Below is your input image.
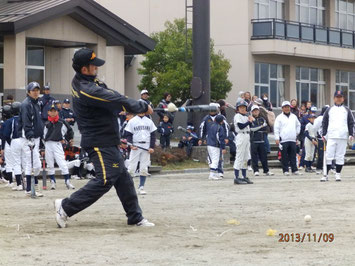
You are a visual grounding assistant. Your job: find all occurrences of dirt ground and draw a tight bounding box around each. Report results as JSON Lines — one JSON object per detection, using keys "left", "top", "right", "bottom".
{"left": 1, "top": 167, "right": 355, "bottom": 266}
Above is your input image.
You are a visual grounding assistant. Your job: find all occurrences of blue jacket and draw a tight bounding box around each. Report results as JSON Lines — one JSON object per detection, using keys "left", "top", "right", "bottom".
{"left": 18, "top": 96, "right": 44, "bottom": 139}
{"left": 157, "top": 121, "right": 174, "bottom": 136}
{"left": 39, "top": 94, "right": 56, "bottom": 121}
{"left": 2, "top": 116, "right": 20, "bottom": 147}
{"left": 206, "top": 122, "right": 226, "bottom": 149}
{"left": 60, "top": 108, "right": 76, "bottom": 126}
{"left": 199, "top": 114, "right": 229, "bottom": 141}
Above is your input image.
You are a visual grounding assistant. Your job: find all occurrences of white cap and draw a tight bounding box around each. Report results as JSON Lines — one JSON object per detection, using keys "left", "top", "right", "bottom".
{"left": 209, "top": 103, "right": 220, "bottom": 108}
{"left": 141, "top": 89, "right": 149, "bottom": 95}
{"left": 251, "top": 105, "right": 260, "bottom": 112}
{"left": 281, "top": 101, "right": 291, "bottom": 107}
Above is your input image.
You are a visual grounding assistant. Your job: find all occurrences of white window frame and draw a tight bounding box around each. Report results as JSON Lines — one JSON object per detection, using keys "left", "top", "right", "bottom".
{"left": 254, "top": 0, "right": 285, "bottom": 19}
{"left": 254, "top": 63, "right": 285, "bottom": 108}
{"left": 335, "top": 0, "right": 355, "bottom": 30}
{"left": 335, "top": 70, "right": 355, "bottom": 110}
{"left": 296, "top": 67, "right": 326, "bottom": 108}
{"left": 296, "top": 0, "right": 326, "bottom": 25}
{"left": 25, "top": 45, "right": 45, "bottom": 90}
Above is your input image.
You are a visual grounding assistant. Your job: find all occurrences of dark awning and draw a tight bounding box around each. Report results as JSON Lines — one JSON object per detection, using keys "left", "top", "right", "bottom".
{"left": 0, "top": 0, "right": 155, "bottom": 55}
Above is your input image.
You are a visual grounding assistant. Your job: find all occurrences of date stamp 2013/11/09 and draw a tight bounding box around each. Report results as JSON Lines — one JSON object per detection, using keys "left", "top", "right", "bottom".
{"left": 279, "top": 233, "right": 334, "bottom": 243}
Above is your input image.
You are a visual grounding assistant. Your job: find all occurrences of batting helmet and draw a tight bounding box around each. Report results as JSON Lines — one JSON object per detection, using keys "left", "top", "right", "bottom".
{"left": 236, "top": 100, "right": 248, "bottom": 109}
{"left": 2, "top": 104, "right": 12, "bottom": 120}
{"left": 11, "top": 102, "right": 21, "bottom": 115}
{"left": 26, "top": 81, "right": 40, "bottom": 92}
{"left": 215, "top": 115, "right": 224, "bottom": 124}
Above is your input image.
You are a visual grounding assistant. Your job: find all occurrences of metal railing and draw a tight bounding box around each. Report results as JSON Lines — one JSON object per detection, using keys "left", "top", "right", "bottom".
{"left": 251, "top": 19, "right": 355, "bottom": 48}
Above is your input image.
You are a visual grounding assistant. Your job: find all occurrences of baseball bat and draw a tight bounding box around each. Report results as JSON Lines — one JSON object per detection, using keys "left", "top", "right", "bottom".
{"left": 323, "top": 139, "right": 327, "bottom": 177}
{"left": 127, "top": 142, "right": 149, "bottom": 151}
{"left": 42, "top": 157, "right": 47, "bottom": 190}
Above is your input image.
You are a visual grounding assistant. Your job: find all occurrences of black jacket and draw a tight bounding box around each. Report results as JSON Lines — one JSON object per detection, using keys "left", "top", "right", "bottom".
{"left": 157, "top": 99, "right": 175, "bottom": 123}
{"left": 157, "top": 121, "right": 174, "bottom": 136}
{"left": 44, "top": 118, "right": 73, "bottom": 142}
{"left": 72, "top": 73, "right": 148, "bottom": 148}
{"left": 60, "top": 108, "right": 76, "bottom": 126}
{"left": 18, "top": 96, "right": 44, "bottom": 139}
{"left": 250, "top": 117, "right": 267, "bottom": 142}
{"left": 39, "top": 94, "right": 56, "bottom": 121}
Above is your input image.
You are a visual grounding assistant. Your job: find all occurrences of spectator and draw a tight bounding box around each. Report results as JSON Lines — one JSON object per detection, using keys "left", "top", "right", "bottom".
{"left": 54, "top": 100, "right": 62, "bottom": 112}
{"left": 290, "top": 99, "right": 300, "bottom": 119}
{"left": 178, "top": 125, "right": 199, "bottom": 157}
{"left": 217, "top": 99, "right": 227, "bottom": 118}
{"left": 157, "top": 114, "right": 174, "bottom": 149}
{"left": 157, "top": 92, "right": 174, "bottom": 123}
{"left": 60, "top": 99, "right": 76, "bottom": 126}
{"left": 261, "top": 93, "right": 273, "bottom": 111}
{"left": 244, "top": 91, "right": 251, "bottom": 104}
{"left": 299, "top": 103, "right": 307, "bottom": 118}
{"left": 274, "top": 101, "right": 301, "bottom": 176}
{"left": 306, "top": 101, "right": 312, "bottom": 112}
{"left": 39, "top": 85, "right": 56, "bottom": 123}
{"left": 139, "top": 89, "right": 154, "bottom": 119}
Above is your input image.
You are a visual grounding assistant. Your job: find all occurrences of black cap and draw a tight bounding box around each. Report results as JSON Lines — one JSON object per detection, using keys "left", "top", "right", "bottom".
{"left": 63, "top": 99, "right": 70, "bottom": 104}
{"left": 72, "top": 48, "right": 105, "bottom": 71}
{"left": 26, "top": 81, "right": 40, "bottom": 92}
{"left": 49, "top": 104, "right": 58, "bottom": 111}
{"left": 334, "top": 90, "right": 344, "bottom": 97}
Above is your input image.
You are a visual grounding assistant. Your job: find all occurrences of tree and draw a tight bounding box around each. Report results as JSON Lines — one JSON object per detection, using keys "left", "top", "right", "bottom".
{"left": 138, "top": 18, "right": 232, "bottom": 106}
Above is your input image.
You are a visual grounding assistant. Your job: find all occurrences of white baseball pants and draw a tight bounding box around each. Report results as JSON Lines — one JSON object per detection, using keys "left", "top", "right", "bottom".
{"left": 127, "top": 149, "right": 150, "bottom": 177}
{"left": 234, "top": 133, "right": 250, "bottom": 170}
{"left": 4, "top": 142, "right": 15, "bottom": 173}
{"left": 207, "top": 146, "right": 220, "bottom": 170}
{"left": 45, "top": 141, "right": 69, "bottom": 175}
{"left": 11, "top": 138, "right": 27, "bottom": 175}
{"left": 326, "top": 138, "right": 347, "bottom": 165}
{"left": 304, "top": 138, "right": 315, "bottom": 161}
{"left": 16, "top": 138, "right": 41, "bottom": 176}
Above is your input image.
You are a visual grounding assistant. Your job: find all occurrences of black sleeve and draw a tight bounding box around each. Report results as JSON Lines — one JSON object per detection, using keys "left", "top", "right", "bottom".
{"left": 347, "top": 108, "right": 354, "bottom": 136}
{"left": 150, "top": 131, "right": 156, "bottom": 149}
{"left": 237, "top": 121, "right": 252, "bottom": 130}
{"left": 63, "top": 121, "right": 74, "bottom": 141}
{"left": 79, "top": 83, "right": 148, "bottom": 114}
{"left": 322, "top": 108, "right": 330, "bottom": 137}
{"left": 21, "top": 103, "right": 35, "bottom": 139}
{"left": 125, "top": 131, "right": 133, "bottom": 144}
{"left": 156, "top": 102, "right": 165, "bottom": 119}
{"left": 304, "top": 131, "right": 313, "bottom": 141}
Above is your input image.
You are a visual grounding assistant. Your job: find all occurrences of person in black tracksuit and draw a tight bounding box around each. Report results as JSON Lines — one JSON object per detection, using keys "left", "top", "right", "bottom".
{"left": 59, "top": 98, "right": 76, "bottom": 126}
{"left": 39, "top": 85, "right": 56, "bottom": 123}
{"left": 157, "top": 115, "right": 174, "bottom": 149}
{"left": 249, "top": 106, "right": 273, "bottom": 176}
{"left": 55, "top": 48, "right": 154, "bottom": 228}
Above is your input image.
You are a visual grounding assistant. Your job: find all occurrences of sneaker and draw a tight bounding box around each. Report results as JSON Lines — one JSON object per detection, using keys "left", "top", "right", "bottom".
{"left": 248, "top": 166, "right": 252, "bottom": 171}
{"left": 316, "top": 170, "right": 322, "bottom": 175}
{"left": 243, "top": 177, "right": 254, "bottom": 184}
{"left": 50, "top": 180, "right": 56, "bottom": 190}
{"left": 208, "top": 173, "right": 221, "bottom": 180}
{"left": 138, "top": 186, "right": 147, "bottom": 195}
{"left": 25, "top": 190, "right": 44, "bottom": 197}
{"left": 65, "top": 180, "right": 75, "bottom": 190}
{"left": 305, "top": 168, "right": 314, "bottom": 173}
{"left": 85, "top": 174, "right": 94, "bottom": 179}
{"left": 254, "top": 171, "right": 260, "bottom": 176}
{"left": 136, "top": 218, "right": 155, "bottom": 227}
{"left": 218, "top": 173, "right": 224, "bottom": 178}
{"left": 320, "top": 175, "right": 328, "bottom": 182}
{"left": 335, "top": 173, "right": 341, "bottom": 182}
{"left": 265, "top": 172, "right": 274, "bottom": 176}
{"left": 330, "top": 169, "right": 336, "bottom": 174}
{"left": 284, "top": 171, "right": 290, "bottom": 176}
{"left": 0, "top": 177, "right": 7, "bottom": 184}
{"left": 72, "top": 175, "right": 81, "bottom": 180}
{"left": 293, "top": 171, "right": 303, "bottom": 176}
{"left": 12, "top": 185, "right": 23, "bottom": 191}
{"left": 234, "top": 178, "right": 247, "bottom": 185}
{"left": 54, "top": 199, "right": 67, "bottom": 228}
{"left": 298, "top": 166, "right": 304, "bottom": 170}
{"left": 5, "top": 182, "right": 14, "bottom": 188}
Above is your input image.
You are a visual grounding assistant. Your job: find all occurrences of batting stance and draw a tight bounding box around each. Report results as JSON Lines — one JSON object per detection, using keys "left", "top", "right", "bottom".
{"left": 322, "top": 90, "right": 354, "bottom": 181}
{"left": 233, "top": 100, "right": 253, "bottom": 185}
{"left": 55, "top": 48, "right": 154, "bottom": 228}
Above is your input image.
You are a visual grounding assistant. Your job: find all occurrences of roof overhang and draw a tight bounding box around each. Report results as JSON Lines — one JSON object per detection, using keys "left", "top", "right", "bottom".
{"left": 0, "top": 0, "right": 155, "bottom": 55}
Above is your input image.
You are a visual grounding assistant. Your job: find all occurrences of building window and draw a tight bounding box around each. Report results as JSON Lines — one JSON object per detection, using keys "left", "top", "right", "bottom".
{"left": 255, "top": 63, "right": 285, "bottom": 108}
{"left": 254, "top": 0, "right": 285, "bottom": 19}
{"left": 336, "top": 0, "right": 355, "bottom": 30}
{"left": 336, "top": 70, "right": 355, "bottom": 110}
{"left": 296, "top": 67, "right": 325, "bottom": 108}
{"left": 26, "top": 46, "right": 45, "bottom": 91}
{"left": 296, "top": 0, "right": 326, "bottom": 25}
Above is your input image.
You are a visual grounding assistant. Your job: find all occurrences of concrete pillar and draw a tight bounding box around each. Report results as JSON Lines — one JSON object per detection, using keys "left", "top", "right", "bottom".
{"left": 106, "top": 46, "right": 125, "bottom": 94}
{"left": 289, "top": 64, "right": 297, "bottom": 100}
{"left": 288, "top": 0, "right": 296, "bottom": 21}
{"left": 326, "top": 68, "right": 336, "bottom": 105}
{"left": 87, "top": 36, "right": 107, "bottom": 82}
{"left": 327, "top": 0, "right": 336, "bottom": 28}
{"left": 4, "top": 32, "right": 26, "bottom": 90}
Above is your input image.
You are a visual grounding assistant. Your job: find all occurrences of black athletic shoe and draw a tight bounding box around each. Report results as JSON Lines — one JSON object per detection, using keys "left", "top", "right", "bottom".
{"left": 234, "top": 178, "right": 247, "bottom": 185}
{"left": 305, "top": 167, "right": 314, "bottom": 173}
{"left": 243, "top": 177, "right": 254, "bottom": 184}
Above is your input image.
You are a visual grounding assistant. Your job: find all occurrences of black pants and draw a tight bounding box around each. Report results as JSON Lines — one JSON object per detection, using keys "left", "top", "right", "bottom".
{"left": 281, "top": 142, "right": 298, "bottom": 173}
{"left": 251, "top": 142, "right": 269, "bottom": 173}
{"left": 160, "top": 135, "right": 171, "bottom": 148}
{"left": 316, "top": 138, "right": 324, "bottom": 170}
{"left": 62, "top": 146, "right": 143, "bottom": 225}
